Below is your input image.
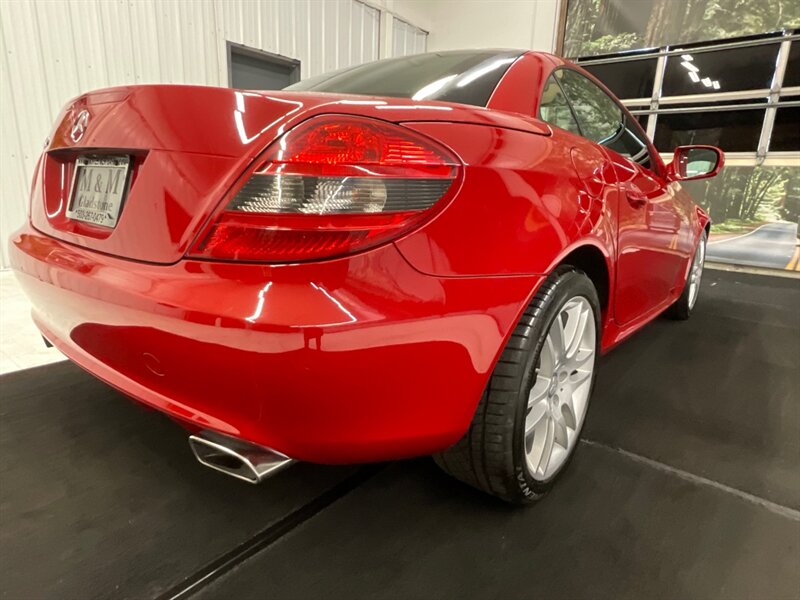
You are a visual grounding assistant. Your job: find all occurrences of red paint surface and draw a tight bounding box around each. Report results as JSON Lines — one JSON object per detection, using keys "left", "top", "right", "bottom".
{"left": 10, "top": 52, "right": 718, "bottom": 463}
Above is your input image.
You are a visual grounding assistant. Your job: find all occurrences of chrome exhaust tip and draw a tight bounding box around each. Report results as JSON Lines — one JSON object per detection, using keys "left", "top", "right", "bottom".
{"left": 188, "top": 431, "right": 293, "bottom": 484}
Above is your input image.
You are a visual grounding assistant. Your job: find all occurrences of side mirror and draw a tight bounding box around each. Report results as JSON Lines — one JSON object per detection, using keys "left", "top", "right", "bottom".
{"left": 668, "top": 145, "right": 724, "bottom": 181}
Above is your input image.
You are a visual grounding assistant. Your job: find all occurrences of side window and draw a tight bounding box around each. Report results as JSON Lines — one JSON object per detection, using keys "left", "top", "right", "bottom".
{"left": 611, "top": 119, "right": 653, "bottom": 169}
{"left": 557, "top": 69, "right": 653, "bottom": 169}
{"left": 538, "top": 75, "right": 581, "bottom": 136}
{"left": 556, "top": 69, "right": 622, "bottom": 144}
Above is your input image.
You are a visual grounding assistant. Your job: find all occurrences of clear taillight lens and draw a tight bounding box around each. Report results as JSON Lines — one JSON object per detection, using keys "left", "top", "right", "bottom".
{"left": 188, "top": 115, "right": 460, "bottom": 262}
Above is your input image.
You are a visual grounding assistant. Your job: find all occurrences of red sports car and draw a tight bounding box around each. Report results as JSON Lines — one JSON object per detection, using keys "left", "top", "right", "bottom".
{"left": 9, "top": 50, "right": 722, "bottom": 503}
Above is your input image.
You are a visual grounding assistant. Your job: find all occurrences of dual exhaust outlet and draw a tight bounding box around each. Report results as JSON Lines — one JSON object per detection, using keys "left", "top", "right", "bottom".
{"left": 188, "top": 431, "right": 293, "bottom": 483}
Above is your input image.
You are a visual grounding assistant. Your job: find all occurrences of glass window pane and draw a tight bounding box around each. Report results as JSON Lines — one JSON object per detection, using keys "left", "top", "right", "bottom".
{"left": 606, "top": 118, "right": 653, "bottom": 168}
{"left": 581, "top": 59, "right": 657, "bottom": 99}
{"left": 538, "top": 75, "right": 581, "bottom": 135}
{"left": 286, "top": 50, "right": 520, "bottom": 107}
{"left": 681, "top": 165, "right": 799, "bottom": 268}
{"left": 662, "top": 44, "right": 780, "bottom": 96}
{"left": 771, "top": 106, "right": 800, "bottom": 151}
{"left": 654, "top": 109, "right": 764, "bottom": 152}
{"left": 556, "top": 69, "right": 623, "bottom": 143}
{"left": 783, "top": 42, "right": 800, "bottom": 88}
{"left": 563, "top": 0, "right": 796, "bottom": 61}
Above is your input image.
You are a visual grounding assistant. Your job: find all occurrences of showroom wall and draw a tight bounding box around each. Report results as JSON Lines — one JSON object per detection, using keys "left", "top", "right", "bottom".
{"left": 387, "top": 0, "right": 561, "bottom": 53}
{"left": 0, "top": 0, "right": 428, "bottom": 269}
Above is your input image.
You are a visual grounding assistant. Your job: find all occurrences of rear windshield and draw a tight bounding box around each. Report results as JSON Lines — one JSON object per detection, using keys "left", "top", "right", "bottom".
{"left": 286, "top": 50, "right": 522, "bottom": 107}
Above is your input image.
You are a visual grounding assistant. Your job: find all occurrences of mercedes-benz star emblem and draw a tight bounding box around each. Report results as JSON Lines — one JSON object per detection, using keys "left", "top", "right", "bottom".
{"left": 70, "top": 109, "right": 90, "bottom": 143}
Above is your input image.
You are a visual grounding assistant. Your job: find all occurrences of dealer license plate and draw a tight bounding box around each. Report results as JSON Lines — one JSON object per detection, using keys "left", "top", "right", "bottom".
{"left": 66, "top": 156, "right": 131, "bottom": 228}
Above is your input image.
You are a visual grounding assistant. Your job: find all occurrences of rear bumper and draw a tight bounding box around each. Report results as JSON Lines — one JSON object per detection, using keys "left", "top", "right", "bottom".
{"left": 9, "top": 226, "right": 540, "bottom": 463}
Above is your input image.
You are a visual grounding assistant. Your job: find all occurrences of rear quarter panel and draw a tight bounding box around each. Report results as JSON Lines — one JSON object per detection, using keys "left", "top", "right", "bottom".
{"left": 394, "top": 122, "right": 616, "bottom": 278}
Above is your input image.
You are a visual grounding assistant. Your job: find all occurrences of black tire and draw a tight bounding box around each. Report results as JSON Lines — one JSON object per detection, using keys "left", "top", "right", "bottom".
{"left": 666, "top": 230, "right": 707, "bottom": 321}
{"left": 434, "top": 266, "right": 601, "bottom": 504}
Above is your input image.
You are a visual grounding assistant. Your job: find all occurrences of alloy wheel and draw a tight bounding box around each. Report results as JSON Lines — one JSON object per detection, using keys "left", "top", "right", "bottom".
{"left": 688, "top": 239, "right": 706, "bottom": 310}
{"left": 524, "top": 296, "right": 596, "bottom": 481}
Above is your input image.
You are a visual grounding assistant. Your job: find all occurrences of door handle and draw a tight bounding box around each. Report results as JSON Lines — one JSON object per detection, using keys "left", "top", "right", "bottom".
{"left": 625, "top": 186, "right": 647, "bottom": 207}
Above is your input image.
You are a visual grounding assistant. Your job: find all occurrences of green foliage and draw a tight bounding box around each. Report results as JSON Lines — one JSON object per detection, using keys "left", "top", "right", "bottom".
{"left": 582, "top": 33, "right": 643, "bottom": 55}
{"left": 712, "top": 218, "right": 767, "bottom": 234}
{"left": 566, "top": 0, "right": 800, "bottom": 57}
{"left": 699, "top": 0, "right": 800, "bottom": 41}
{"left": 685, "top": 166, "right": 796, "bottom": 225}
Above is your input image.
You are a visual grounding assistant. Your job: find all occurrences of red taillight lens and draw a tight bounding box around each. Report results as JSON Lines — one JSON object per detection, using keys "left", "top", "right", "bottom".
{"left": 188, "top": 115, "right": 460, "bottom": 262}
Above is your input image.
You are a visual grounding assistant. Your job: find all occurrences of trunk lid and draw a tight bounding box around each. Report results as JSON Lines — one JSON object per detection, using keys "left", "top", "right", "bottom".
{"left": 31, "top": 85, "right": 549, "bottom": 264}
{"left": 32, "top": 85, "right": 305, "bottom": 264}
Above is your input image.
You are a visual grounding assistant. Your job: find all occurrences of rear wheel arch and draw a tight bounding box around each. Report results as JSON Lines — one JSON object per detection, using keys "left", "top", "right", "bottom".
{"left": 555, "top": 244, "right": 610, "bottom": 313}
{"left": 438, "top": 242, "right": 610, "bottom": 470}
{"left": 435, "top": 266, "right": 601, "bottom": 502}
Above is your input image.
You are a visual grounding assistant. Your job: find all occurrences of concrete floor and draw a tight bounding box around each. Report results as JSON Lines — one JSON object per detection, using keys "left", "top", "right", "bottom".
{"left": 0, "top": 270, "right": 65, "bottom": 374}
{"left": 0, "top": 269, "right": 798, "bottom": 599}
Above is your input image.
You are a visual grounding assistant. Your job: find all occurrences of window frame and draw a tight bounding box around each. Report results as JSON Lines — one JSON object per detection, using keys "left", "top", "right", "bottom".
{"left": 574, "top": 30, "right": 800, "bottom": 165}
{"left": 649, "top": 103, "right": 769, "bottom": 153}
{"left": 658, "top": 43, "right": 782, "bottom": 99}
{"left": 545, "top": 66, "right": 661, "bottom": 175}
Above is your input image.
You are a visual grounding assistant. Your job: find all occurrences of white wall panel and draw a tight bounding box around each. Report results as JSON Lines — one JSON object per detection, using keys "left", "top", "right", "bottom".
{"left": 0, "top": 0, "right": 384, "bottom": 268}
{"left": 387, "top": 0, "right": 560, "bottom": 54}
{"left": 392, "top": 16, "right": 427, "bottom": 57}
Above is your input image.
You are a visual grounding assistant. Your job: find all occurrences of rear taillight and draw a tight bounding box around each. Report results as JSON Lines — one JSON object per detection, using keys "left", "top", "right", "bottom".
{"left": 189, "top": 115, "right": 460, "bottom": 262}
